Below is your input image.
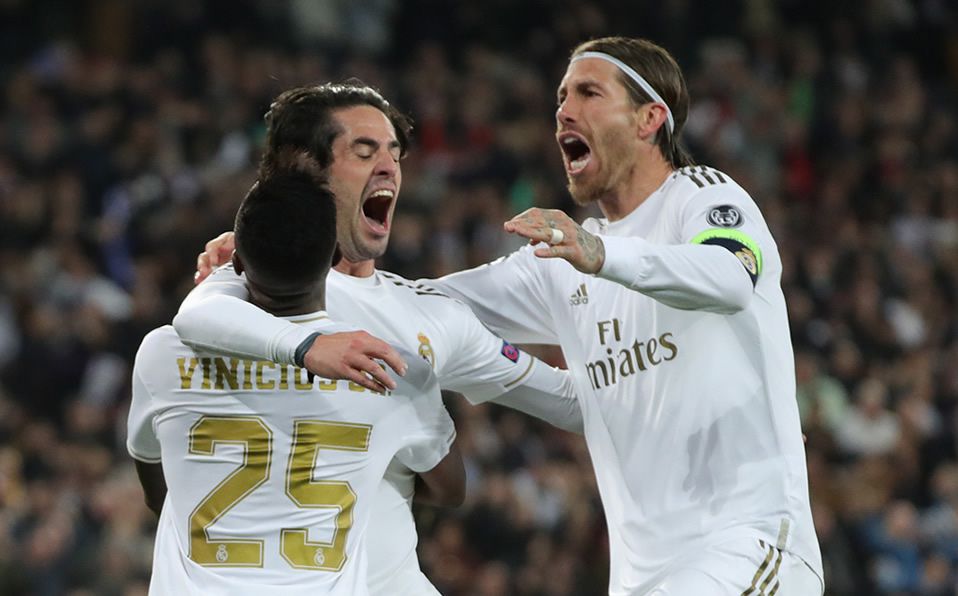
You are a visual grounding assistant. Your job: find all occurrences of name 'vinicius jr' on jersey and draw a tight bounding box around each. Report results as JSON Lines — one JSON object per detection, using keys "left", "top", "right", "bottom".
{"left": 176, "top": 356, "right": 388, "bottom": 395}
{"left": 586, "top": 317, "right": 678, "bottom": 390}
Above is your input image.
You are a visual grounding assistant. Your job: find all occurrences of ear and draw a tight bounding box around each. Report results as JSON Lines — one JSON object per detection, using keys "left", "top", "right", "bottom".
{"left": 231, "top": 250, "right": 244, "bottom": 274}
{"left": 636, "top": 103, "right": 669, "bottom": 141}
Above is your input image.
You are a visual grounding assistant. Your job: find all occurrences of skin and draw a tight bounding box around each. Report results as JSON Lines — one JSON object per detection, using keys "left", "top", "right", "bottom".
{"left": 325, "top": 105, "right": 403, "bottom": 277}
{"left": 503, "top": 57, "right": 675, "bottom": 274}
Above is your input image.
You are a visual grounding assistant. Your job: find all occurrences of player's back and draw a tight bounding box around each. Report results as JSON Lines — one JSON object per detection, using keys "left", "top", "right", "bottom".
{"left": 128, "top": 317, "right": 453, "bottom": 596}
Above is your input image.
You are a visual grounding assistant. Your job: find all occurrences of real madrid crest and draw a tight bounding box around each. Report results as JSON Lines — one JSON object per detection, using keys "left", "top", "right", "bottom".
{"left": 417, "top": 333, "right": 436, "bottom": 369}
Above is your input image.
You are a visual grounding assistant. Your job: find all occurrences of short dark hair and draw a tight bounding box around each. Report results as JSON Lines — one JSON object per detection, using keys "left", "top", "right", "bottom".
{"left": 572, "top": 37, "right": 693, "bottom": 168}
{"left": 261, "top": 81, "right": 413, "bottom": 176}
{"left": 234, "top": 170, "right": 338, "bottom": 291}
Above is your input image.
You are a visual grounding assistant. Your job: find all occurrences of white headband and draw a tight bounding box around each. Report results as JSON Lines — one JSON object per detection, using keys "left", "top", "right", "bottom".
{"left": 571, "top": 51, "right": 675, "bottom": 133}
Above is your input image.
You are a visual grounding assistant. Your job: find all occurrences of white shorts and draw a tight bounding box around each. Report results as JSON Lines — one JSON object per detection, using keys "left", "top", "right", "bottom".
{"left": 646, "top": 538, "right": 823, "bottom": 596}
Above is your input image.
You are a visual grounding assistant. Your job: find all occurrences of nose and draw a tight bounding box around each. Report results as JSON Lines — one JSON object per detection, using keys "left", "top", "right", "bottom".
{"left": 374, "top": 151, "right": 399, "bottom": 178}
{"left": 556, "top": 99, "right": 576, "bottom": 127}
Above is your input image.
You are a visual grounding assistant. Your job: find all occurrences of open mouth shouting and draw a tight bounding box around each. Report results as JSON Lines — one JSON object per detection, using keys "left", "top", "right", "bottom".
{"left": 361, "top": 187, "right": 395, "bottom": 235}
{"left": 558, "top": 131, "right": 593, "bottom": 176}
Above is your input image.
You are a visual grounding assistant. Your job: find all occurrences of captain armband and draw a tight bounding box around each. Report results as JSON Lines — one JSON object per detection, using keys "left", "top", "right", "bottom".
{"left": 690, "top": 228, "right": 763, "bottom": 286}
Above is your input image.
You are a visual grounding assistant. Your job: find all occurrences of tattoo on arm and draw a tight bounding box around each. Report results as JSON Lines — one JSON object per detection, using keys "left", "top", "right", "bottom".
{"left": 575, "top": 223, "right": 605, "bottom": 272}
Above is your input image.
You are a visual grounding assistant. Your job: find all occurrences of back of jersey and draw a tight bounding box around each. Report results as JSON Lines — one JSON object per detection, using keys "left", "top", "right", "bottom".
{"left": 127, "top": 319, "right": 453, "bottom": 596}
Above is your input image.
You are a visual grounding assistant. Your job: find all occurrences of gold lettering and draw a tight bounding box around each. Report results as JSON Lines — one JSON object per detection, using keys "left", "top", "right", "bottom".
{"left": 177, "top": 357, "right": 199, "bottom": 389}
{"left": 646, "top": 338, "right": 660, "bottom": 366}
{"left": 294, "top": 367, "right": 313, "bottom": 390}
{"left": 279, "top": 366, "right": 289, "bottom": 390}
{"left": 200, "top": 358, "right": 212, "bottom": 389}
{"left": 214, "top": 358, "right": 240, "bottom": 390}
{"left": 242, "top": 360, "right": 253, "bottom": 390}
{"left": 348, "top": 382, "right": 366, "bottom": 393}
{"left": 618, "top": 348, "right": 636, "bottom": 377}
{"left": 318, "top": 379, "right": 337, "bottom": 391}
{"left": 256, "top": 362, "right": 275, "bottom": 390}
{"left": 660, "top": 333, "right": 678, "bottom": 361}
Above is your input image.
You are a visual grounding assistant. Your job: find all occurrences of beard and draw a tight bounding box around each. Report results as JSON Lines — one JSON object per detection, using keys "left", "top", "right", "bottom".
{"left": 567, "top": 177, "right": 605, "bottom": 206}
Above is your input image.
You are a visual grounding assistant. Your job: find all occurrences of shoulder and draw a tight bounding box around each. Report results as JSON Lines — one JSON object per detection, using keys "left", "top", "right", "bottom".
{"left": 379, "top": 271, "right": 454, "bottom": 301}
{"left": 136, "top": 325, "right": 183, "bottom": 360}
{"left": 669, "top": 166, "right": 751, "bottom": 201}
{"left": 667, "top": 166, "right": 761, "bottom": 220}
{"left": 380, "top": 270, "right": 478, "bottom": 320}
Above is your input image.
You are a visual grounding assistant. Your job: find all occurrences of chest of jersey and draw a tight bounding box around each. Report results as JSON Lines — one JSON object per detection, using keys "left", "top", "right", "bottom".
{"left": 326, "top": 273, "right": 446, "bottom": 373}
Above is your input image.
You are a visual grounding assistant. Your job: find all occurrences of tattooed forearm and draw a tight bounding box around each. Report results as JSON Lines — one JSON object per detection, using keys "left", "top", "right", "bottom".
{"left": 575, "top": 223, "right": 605, "bottom": 273}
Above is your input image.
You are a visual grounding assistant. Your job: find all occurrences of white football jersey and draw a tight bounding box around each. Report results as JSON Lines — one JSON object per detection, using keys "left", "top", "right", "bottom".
{"left": 174, "top": 267, "right": 560, "bottom": 595}
{"left": 127, "top": 315, "right": 454, "bottom": 596}
{"left": 326, "top": 269, "right": 545, "bottom": 595}
{"left": 432, "top": 166, "right": 824, "bottom": 595}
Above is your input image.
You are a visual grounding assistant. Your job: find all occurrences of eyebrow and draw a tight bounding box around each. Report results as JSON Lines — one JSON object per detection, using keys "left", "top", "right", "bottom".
{"left": 557, "top": 79, "right": 603, "bottom": 101}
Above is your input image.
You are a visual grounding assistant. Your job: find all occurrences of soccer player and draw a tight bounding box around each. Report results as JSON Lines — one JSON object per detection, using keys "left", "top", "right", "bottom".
{"left": 176, "top": 82, "right": 582, "bottom": 595}
{"left": 127, "top": 171, "right": 463, "bottom": 595}
{"left": 430, "top": 37, "right": 826, "bottom": 594}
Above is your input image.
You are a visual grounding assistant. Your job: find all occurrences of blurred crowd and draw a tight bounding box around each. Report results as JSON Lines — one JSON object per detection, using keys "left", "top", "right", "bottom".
{"left": 0, "top": 0, "right": 956, "bottom": 594}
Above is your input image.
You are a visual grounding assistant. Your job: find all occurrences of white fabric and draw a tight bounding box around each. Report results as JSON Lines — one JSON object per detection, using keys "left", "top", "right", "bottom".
{"left": 645, "top": 538, "right": 823, "bottom": 595}
{"left": 572, "top": 51, "right": 675, "bottom": 133}
{"left": 429, "top": 165, "right": 823, "bottom": 595}
{"left": 174, "top": 267, "right": 580, "bottom": 595}
{"left": 128, "top": 317, "right": 454, "bottom": 596}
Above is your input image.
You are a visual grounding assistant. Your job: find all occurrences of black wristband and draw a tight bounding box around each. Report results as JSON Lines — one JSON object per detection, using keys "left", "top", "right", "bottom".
{"left": 294, "top": 332, "right": 321, "bottom": 368}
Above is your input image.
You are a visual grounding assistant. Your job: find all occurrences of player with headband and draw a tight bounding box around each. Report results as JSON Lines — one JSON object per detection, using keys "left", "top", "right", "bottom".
{"left": 431, "top": 36, "right": 825, "bottom": 594}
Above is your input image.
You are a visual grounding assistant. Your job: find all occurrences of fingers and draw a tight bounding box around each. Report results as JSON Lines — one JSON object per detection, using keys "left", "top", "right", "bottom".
{"left": 344, "top": 363, "right": 393, "bottom": 394}
{"left": 365, "top": 342, "right": 408, "bottom": 380}
{"left": 195, "top": 231, "right": 236, "bottom": 285}
{"left": 533, "top": 244, "right": 576, "bottom": 260}
{"left": 349, "top": 338, "right": 407, "bottom": 391}
{"left": 195, "top": 252, "right": 213, "bottom": 285}
{"left": 505, "top": 220, "right": 553, "bottom": 244}
{"left": 205, "top": 231, "right": 236, "bottom": 268}
{"left": 303, "top": 332, "right": 407, "bottom": 392}
{"left": 504, "top": 208, "right": 570, "bottom": 245}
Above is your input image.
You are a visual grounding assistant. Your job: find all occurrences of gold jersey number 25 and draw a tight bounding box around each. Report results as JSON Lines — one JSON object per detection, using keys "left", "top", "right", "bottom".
{"left": 187, "top": 416, "right": 372, "bottom": 571}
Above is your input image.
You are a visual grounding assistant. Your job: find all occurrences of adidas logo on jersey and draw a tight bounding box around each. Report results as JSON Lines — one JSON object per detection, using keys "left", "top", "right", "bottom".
{"left": 569, "top": 283, "right": 589, "bottom": 306}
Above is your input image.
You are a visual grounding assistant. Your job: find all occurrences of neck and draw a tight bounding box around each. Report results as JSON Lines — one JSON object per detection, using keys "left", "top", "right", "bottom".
{"left": 249, "top": 285, "right": 326, "bottom": 317}
{"left": 597, "top": 153, "right": 674, "bottom": 222}
{"left": 334, "top": 257, "right": 376, "bottom": 278}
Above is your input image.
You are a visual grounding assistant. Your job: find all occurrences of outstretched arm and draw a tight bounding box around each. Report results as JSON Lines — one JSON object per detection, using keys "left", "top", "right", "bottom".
{"left": 177, "top": 233, "right": 406, "bottom": 392}
{"left": 504, "top": 204, "right": 758, "bottom": 314}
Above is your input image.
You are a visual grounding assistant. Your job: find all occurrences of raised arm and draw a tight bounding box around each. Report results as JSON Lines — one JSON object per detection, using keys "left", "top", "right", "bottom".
{"left": 502, "top": 190, "right": 765, "bottom": 314}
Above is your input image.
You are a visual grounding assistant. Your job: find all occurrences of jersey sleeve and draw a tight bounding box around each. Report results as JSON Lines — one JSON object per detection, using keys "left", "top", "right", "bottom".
{"left": 126, "top": 332, "right": 163, "bottom": 463}
{"left": 173, "top": 264, "right": 317, "bottom": 364}
{"left": 421, "top": 245, "right": 558, "bottom": 344}
{"left": 432, "top": 299, "right": 538, "bottom": 403}
{"left": 596, "top": 181, "right": 765, "bottom": 314}
{"left": 392, "top": 355, "right": 456, "bottom": 473}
